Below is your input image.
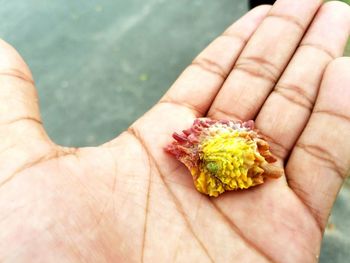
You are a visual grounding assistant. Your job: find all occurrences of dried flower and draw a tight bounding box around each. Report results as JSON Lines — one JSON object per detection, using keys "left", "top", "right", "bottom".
{"left": 166, "top": 118, "right": 283, "bottom": 197}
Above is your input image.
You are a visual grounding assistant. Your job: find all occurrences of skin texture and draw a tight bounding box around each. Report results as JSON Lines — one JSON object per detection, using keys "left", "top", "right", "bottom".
{"left": 0, "top": 0, "right": 349, "bottom": 262}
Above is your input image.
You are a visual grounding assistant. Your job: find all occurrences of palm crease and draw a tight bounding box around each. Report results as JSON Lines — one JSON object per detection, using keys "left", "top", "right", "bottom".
{"left": 1, "top": 1, "right": 350, "bottom": 262}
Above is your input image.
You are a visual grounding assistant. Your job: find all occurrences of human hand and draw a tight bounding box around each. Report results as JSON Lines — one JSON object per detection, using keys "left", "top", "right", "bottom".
{"left": 1, "top": 0, "right": 350, "bottom": 262}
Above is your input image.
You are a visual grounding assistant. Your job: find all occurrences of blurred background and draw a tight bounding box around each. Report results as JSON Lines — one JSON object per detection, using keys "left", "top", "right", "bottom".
{"left": 0, "top": 0, "right": 349, "bottom": 262}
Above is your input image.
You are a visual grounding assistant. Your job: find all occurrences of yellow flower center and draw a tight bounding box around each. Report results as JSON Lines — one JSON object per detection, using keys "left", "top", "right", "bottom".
{"left": 193, "top": 130, "right": 265, "bottom": 196}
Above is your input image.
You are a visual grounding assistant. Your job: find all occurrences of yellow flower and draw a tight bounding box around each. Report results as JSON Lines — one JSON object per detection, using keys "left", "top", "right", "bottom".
{"left": 166, "top": 118, "right": 283, "bottom": 197}
{"left": 194, "top": 130, "right": 266, "bottom": 196}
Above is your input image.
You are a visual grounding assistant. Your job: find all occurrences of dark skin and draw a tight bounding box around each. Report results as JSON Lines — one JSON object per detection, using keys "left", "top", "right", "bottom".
{"left": 0, "top": 0, "right": 350, "bottom": 262}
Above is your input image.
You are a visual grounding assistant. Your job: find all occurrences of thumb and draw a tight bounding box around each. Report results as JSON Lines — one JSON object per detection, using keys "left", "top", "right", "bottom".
{"left": 0, "top": 39, "right": 49, "bottom": 143}
{"left": 0, "top": 39, "right": 59, "bottom": 187}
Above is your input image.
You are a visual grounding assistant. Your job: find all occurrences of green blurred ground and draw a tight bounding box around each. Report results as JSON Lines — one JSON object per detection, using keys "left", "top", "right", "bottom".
{"left": 0, "top": 1, "right": 349, "bottom": 262}
{"left": 2, "top": 0, "right": 248, "bottom": 146}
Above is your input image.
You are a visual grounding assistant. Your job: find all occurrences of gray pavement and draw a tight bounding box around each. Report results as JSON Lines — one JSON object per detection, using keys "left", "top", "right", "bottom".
{"left": 0, "top": 0, "right": 349, "bottom": 262}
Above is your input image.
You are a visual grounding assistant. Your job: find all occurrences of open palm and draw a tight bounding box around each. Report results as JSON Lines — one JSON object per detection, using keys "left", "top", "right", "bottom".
{"left": 1, "top": 1, "right": 350, "bottom": 262}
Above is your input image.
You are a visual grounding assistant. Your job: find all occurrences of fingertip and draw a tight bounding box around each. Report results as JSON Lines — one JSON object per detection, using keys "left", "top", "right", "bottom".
{"left": 250, "top": 4, "right": 273, "bottom": 14}
{"left": 226, "top": 4, "right": 271, "bottom": 37}
{"left": 299, "top": 1, "right": 350, "bottom": 60}
{"left": 321, "top": 0, "right": 350, "bottom": 25}
{"left": 246, "top": 5, "right": 272, "bottom": 22}
{"left": 323, "top": 0, "right": 350, "bottom": 12}
{"left": 0, "top": 39, "right": 33, "bottom": 81}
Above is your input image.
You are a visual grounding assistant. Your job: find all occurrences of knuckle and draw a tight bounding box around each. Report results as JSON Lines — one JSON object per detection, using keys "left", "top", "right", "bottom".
{"left": 330, "top": 56, "right": 350, "bottom": 67}
{"left": 191, "top": 57, "right": 226, "bottom": 79}
{"left": 325, "top": 57, "right": 350, "bottom": 75}
{"left": 296, "top": 142, "right": 347, "bottom": 179}
{"left": 235, "top": 56, "right": 279, "bottom": 82}
{"left": 274, "top": 83, "right": 314, "bottom": 110}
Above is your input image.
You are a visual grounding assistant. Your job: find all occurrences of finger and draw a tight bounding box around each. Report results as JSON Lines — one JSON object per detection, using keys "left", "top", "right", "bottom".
{"left": 0, "top": 40, "right": 38, "bottom": 121}
{"left": 0, "top": 40, "right": 56, "bottom": 186}
{"left": 255, "top": 1, "right": 350, "bottom": 160}
{"left": 208, "top": 0, "right": 322, "bottom": 120}
{"left": 286, "top": 57, "right": 350, "bottom": 230}
{"left": 160, "top": 5, "right": 271, "bottom": 117}
{"left": 0, "top": 39, "right": 47, "bottom": 140}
